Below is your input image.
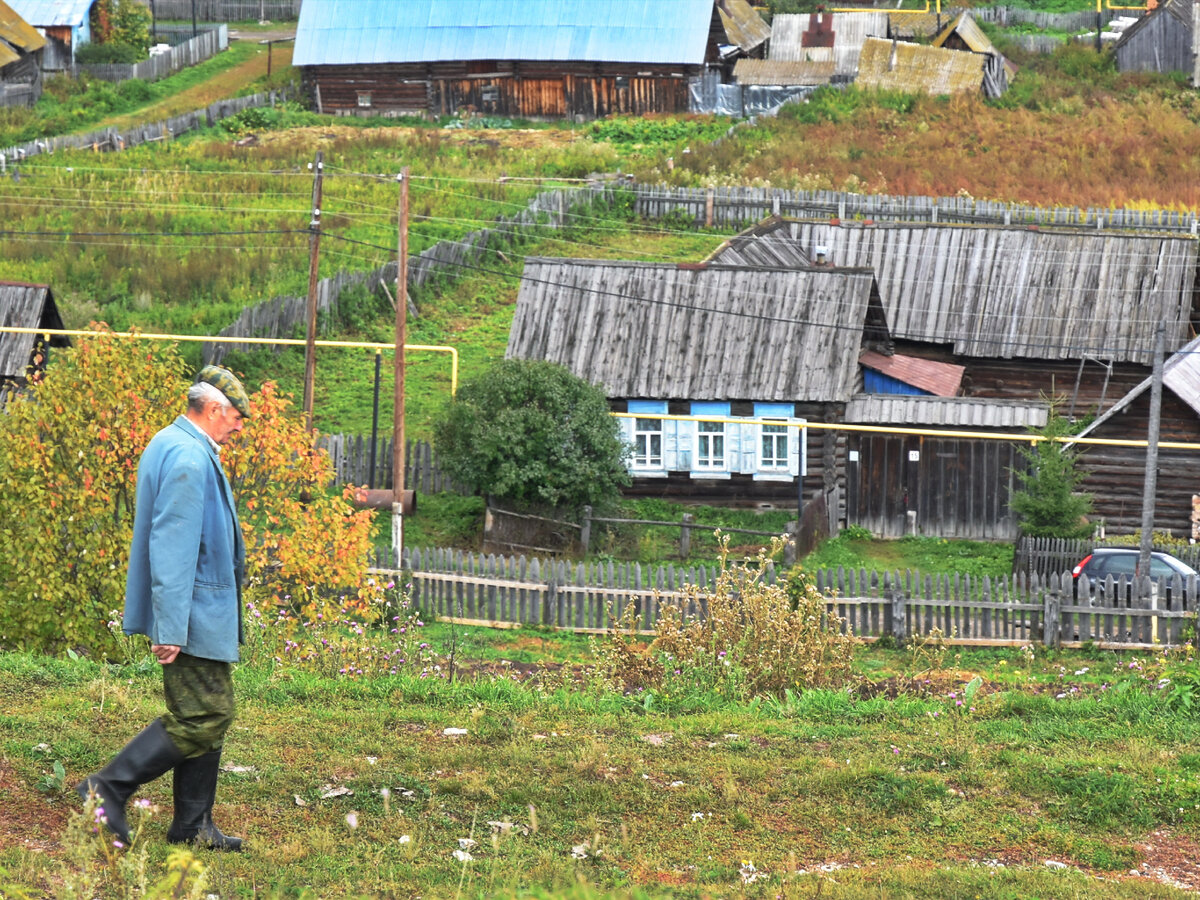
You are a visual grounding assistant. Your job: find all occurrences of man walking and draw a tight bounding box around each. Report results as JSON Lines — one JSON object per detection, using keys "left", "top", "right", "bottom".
{"left": 77, "top": 365, "right": 251, "bottom": 852}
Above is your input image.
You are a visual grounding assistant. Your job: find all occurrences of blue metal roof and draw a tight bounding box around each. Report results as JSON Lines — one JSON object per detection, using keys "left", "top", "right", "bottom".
{"left": 294, "top": 0, "right": 714, "bottom": 67}
{"left": 7, "top": 0, "right": 92, "bottom": 28}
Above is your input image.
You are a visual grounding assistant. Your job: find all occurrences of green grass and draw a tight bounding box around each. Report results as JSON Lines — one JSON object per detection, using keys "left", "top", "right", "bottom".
{"left": 803, "top": 532, "right": 1015, "bottom": 577}
{"left": 2, "top": 639, "right": 1198, "bottom": 898}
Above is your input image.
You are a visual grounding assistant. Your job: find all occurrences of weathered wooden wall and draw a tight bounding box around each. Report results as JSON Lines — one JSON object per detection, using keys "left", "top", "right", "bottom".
{"left": 305, "top": 61, "right": 698, "bottom": 118}
{"left": 148, "top": 0, "right": 300, "bottom": 19}
{"left": 1115, "top": 5, "right": 1192, "bottom": 75}
{"left": 317, "top": 435, "right": 466, "bottom": 495}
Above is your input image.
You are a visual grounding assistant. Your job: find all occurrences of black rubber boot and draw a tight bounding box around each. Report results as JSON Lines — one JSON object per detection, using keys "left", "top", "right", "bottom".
{"left": 166, "top": 750, "right": 243, "bottom": 851}
{"left": 75, "top": 719, "right": 185, "bottom": 846}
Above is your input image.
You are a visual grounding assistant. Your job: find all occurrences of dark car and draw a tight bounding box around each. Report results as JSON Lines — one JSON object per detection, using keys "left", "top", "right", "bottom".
{"left": 1071, "top": 548, "right": 1197, "bottom": 604}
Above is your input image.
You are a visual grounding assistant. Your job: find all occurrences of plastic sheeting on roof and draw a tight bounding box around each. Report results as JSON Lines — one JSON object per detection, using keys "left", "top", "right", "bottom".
{"left": 7, "top": 0, "right": 92, "bottom": 28}
{"left": 294, "top": 0, "right": 715, "bottom": 66}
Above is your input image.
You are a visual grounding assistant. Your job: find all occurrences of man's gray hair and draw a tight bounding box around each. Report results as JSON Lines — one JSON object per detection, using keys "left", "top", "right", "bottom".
{"left": 187, "top": 381, "right": 232, "bottom": 413}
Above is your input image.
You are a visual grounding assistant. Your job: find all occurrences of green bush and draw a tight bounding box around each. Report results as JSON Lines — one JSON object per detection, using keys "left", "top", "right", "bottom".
{"left": 433, "top": 359, "right": 630, "bottom": 512}
{"left": 75, "top": 42, "right": 144, "bottom": 64}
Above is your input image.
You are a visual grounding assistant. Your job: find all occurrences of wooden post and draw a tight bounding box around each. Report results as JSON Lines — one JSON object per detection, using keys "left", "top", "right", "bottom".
{"left": 704, "top": 188, "right": 714, "bottom": 228}
{"left": 1137, "top": 323, "right": 1164, "bottom": 596}
{"left": 680, "top": 513, "right": 694, "bottom": 558}
{"left": 783, "top": 521, "right": 798, "bottom": 567}
{"left": 580, "top": 505, "right": 592, "bottom": 555}
{"left": 302, "top": 151, "right": 323, "bottom": 431}
{"left": 1043, "top": 583, "right": 1061, "bottom": 648}
{"left": 544, "top": 569, "right": 557, "bottom": 627}
{"left": 392, "top": 167, "right": 409, "bottom": 561}
{"left": 890, "top": 578, "right": 907, "bottom": 645}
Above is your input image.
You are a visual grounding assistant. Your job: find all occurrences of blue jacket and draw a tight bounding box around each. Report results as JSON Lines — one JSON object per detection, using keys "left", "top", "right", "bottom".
{"left": 123, "top": 416, "right": 245, "bottom": 662}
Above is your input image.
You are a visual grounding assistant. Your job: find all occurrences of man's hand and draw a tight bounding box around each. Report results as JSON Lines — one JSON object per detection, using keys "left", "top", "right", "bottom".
{"left": 152, "top": 644, "right": 181, "bottom": 665}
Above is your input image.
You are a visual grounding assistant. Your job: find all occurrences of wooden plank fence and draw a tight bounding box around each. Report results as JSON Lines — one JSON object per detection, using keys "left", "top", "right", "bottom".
{"left": 0, "top": 88, "right": 289, "bottom": 165}
{"left": 202, "top": 182, "right": 622, "bottom": 363}
{"left": 630, "top": 183, "right": 1200, "bottom": 235}
{"left": 317, "top": 435, "right": 465, "bottom": 493}
{"left": 382, "top": 548, "right": 1199, "bottom": 649}
{"left": 75, "top": 26, "right": 228, "bottom": 84}
{"left": 151, "top": 0, "right": 300, "bottom": 19}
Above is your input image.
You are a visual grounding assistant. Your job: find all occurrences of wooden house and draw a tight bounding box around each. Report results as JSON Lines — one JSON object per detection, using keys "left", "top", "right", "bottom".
{"left": 292, "top": 0, "right": 724, "bottom": 119}
{"left": 856, "top": 37, "right": 992, "bottom": 97}
{"left": 506, "top": 258, "right": 893, "bottom": 506}
{"left": 7, "top": 0, "right": 95, "bottom": 70}
{"left": 705, "top": 217, "right": 1200, "bottom": 538}
{"left": 0, "top": 0, "right": 43, "bottom": 107}
{"left": 0, "top": 281, "right": 69, "bottom": 394}
{"left": 1114, "top": 0, "right": 1200, "bottom": 84}
{"left": 930, "top": 12, "right": 1014, "bottom": 97}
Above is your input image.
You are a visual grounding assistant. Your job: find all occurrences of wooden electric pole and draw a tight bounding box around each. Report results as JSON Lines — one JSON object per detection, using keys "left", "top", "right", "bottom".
{"left": 1137, "top": 323, "right": 1165, "bottom": 588}
{"left": 302, "top": 151, "right": 324, "bottom": 432}
{"left": 392, "top": 166, "right": 409, "bottom": 563}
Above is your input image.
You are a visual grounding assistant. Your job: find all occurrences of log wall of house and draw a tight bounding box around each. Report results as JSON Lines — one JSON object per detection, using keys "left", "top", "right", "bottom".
{"left": 304, "top": 61, "right": 696, "bottom": 118}
{"left": 1078, "top": 390, "right": 1200, "bottom": 537}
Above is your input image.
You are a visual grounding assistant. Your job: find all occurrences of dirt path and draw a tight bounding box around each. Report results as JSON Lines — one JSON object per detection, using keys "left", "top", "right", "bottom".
{"left": 103, "top": 34, "right": 294, "bottom": 131}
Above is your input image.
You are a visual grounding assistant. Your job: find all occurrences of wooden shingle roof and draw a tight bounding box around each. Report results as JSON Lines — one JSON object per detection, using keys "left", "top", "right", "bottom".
{"left": 0, "top": 281, "right": 66, "bottom": 380}
{"left": 506, "top": 259, "right": 890, "bottom": 402}
{"left": 707, "top": 219, "right": 1199, "bottom": 365}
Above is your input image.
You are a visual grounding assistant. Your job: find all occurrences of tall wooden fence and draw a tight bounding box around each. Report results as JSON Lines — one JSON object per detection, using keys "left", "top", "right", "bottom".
{"left": 384, "top": 548, "right": 1198, "bottom": 649}
{"left": 629, "top": 183, "right": 1200, "bottom": 234}
{"left": 151, "top": 0, "right": 300, "bottom": 19}
{"left": 203, "top": 182, "right": 621, "bottom": 363}
{"left": 1013, "top": 536, "right": 1200, "bottom": 579}
{"left": 75, "top": 25, "right": 227, "bottom": 84}
{"left": 0, "top": 89, "right": 289, "bottom": 164}
{"left": 316, "top": 435, "right": 465, "bottom": 494}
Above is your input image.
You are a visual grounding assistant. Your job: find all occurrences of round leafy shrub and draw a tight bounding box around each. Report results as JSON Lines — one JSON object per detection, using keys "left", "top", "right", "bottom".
{"left": 76, "top": 42, "right": 144, "bottom": 64}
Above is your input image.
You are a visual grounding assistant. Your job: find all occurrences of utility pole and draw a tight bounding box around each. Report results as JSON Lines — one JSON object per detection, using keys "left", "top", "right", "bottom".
{"left": 302, "top": 151, "right": 323, "bottom": 431}
{"left": 392, "top": 166, "right": 409, "bottom": 564}
{"left": 1137, "top": 323, "right": 1165, "bottom": 589}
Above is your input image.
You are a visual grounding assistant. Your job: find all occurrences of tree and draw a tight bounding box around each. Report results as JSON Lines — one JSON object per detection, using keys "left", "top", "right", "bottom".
{"left": 0, "top": 331, "right": 375, "bottom": 656}
{"left": 434, "top": 359, "right": 630, "bottom": 512}
{"left": 1010, "top": 413, "right": 1095, "bottom": 539}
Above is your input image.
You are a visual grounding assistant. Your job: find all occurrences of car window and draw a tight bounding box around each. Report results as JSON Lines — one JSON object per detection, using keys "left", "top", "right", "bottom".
{"left": 1100, "top": 554, "right": 1136, "bottom": 576}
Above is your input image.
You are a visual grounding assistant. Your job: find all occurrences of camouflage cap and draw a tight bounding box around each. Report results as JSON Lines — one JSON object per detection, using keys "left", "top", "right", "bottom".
{"left": 194, "top": 365, "right": 251, "bottom": 418}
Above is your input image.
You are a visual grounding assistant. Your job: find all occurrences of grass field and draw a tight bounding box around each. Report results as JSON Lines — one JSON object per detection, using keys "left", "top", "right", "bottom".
{"left": 2, "top": 632, "right": 1198, "bottom": 899}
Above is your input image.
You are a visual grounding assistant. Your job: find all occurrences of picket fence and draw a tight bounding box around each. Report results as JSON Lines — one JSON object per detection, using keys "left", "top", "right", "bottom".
{"left": 0, "top": 89, "right": 289, "bottom": 165}
{"left": 317, "top": 435, "right": 464, "bottom": 493}
{"left": 75, "top": 26, "right": 227, "bottom": 84}
{"left": 381, "top": 548, "right": 1198, "bottom": 649}
{"left": 203, "top": 181, "right": 620, "bottom": 363}
{"left": 630, "top": 183, "right": 1200, "bottom": 235}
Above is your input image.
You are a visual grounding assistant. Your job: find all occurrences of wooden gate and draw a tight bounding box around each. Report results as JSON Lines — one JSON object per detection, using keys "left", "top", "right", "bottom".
{"left": 846, "top": 434, "right": 1020, "bottom": 540}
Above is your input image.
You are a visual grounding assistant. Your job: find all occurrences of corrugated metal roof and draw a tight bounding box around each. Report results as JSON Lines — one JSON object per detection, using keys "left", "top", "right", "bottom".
{"left": 733, "top": 57, "right": 835, "bottom": 85}
{"left": 0, "top": 281, "right": 65, "bottom": 379}
{"left": 0, "top": 0, "right": 44, "bottom": 57}
{"left": 294, "top": 0, "right": 715, "bottom": 67}
{"left": 845, "top": 394, "right": 1049, "bottom": 428}
{"left": 859, "top": 350, "right": 964, "bottom": 396}
{"left": 507, "top": 259, "right": 889, "bottom": 402}
{"left": 769, "top": 12, "right": 888, "bottom": 77}
{"left": 718, "top": 0, "right": 770, "bottom": 52}
{"left": 857, "top": 37, "right": 985, "bottom": 94}
{"left": 7, "top": 0, "right": 91, "bottom": 28}
{"left": 706, "top": 218, "right": 1199, "bottom": 365}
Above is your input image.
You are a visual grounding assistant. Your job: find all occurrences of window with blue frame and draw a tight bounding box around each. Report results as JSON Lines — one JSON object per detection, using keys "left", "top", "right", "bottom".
{"left": 691, "top": 401, "right": 729, "bottom": 474}
{"left": 760, "top": 421, "right": 788, "bottom": 470}
{"left": 627, "top": 400, "right": 668, "bottom": 473}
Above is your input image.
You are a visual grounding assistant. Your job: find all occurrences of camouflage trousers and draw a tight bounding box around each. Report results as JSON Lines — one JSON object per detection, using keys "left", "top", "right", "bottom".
{"left": 161, "top": 653, "right": 235, "bottom": 758}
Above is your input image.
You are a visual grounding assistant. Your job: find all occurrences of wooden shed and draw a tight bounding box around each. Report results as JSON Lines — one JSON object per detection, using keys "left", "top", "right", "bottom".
{"left": 1113, "top": 0, "right": 1200, "bottom": 85}
{"left": 0, "top": 281, "right": 69, "bottom": 392}
{"left": 768, "top": 12, "right": 889, "bottom": 80}
{"left": 7, "top": 0, "right": 94, "bottom": 71}
{"left": 856, "top": 37, "right": 990, "bottom": 96}
{"left": 506, "top": 258, "right": 892, "bottom": 505}
{"left": 292, "top": 0, "right": 722, "bottom": 119}
{"left": 0, "top": 0, "right": 43, "bottom": 107}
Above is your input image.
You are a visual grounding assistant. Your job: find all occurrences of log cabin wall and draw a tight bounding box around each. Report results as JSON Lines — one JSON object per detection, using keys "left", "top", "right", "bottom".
{"left": 304, "top": 61, "right": 698, "bottom": 117}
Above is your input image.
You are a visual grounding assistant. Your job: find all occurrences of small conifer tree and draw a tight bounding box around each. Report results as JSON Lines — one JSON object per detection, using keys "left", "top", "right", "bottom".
{"left": 1010, "top": 413, "right": 1094, "bottom": 539}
